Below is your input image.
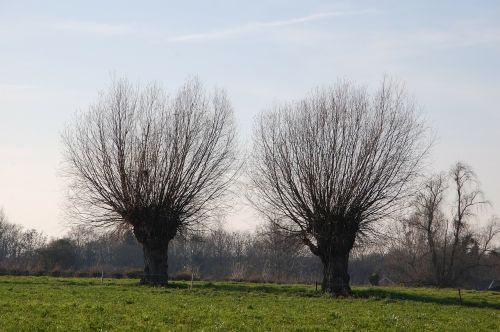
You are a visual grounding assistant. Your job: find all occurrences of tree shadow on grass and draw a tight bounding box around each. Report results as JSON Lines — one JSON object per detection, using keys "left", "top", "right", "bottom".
{"left": 0, "top": 277, "right": 91, "bottom": 286}
{"left": 189, "top": 282, "right": 500, "bottom": 310}
{"left": 354, "top": 288, "right": 500, "bottom": 310}
{"left": 157, "top": 282, "right": 189, "bottom": 289}
{"left": 0, "top": 276, "right": 137, "bottom": 287}
{"left": 192, "top": 281, "right": 320, "bottom": 297}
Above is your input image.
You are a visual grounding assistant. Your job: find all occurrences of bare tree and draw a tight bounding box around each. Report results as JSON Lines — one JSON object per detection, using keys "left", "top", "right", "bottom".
{"left": 62, "top": 78, "right": 238, "bottom": 285}
{"left": 395, "top": 162, "right": 497, "bottom": 287}
{"left": 409, "top": 174, "right": 448, "bottom": 285}
{"left": 249, "top": 79, "right": 429, "bottom": 296}
{"left": 446, "top": 162, "right": 487, "bottom": 282}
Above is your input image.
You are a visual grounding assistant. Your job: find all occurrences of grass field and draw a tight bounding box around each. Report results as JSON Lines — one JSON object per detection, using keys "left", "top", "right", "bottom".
{"left": 0, "top": 276, "right": 498, "bottom": 331}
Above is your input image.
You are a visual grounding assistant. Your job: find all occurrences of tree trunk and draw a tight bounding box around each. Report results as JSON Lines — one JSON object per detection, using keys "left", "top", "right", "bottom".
{"left": 141, "top": 241, "right": 170, "bottom": 285}
{"left": 132, "top": 213, "right": 178, "bottom": 286}
{"left": 321, "top": 248, "right": 352, "bottom": 296}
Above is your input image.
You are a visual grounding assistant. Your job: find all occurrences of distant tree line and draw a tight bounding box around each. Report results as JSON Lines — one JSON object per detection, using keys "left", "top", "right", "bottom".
{"left": 0, "top": 206, "right": 497, "bottom": 289}
{"left": 0, "top": 212, "right": 322, "bottom": 282}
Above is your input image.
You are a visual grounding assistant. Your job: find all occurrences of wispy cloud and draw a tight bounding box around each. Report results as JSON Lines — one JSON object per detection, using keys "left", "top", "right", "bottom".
{"left": 45, "top": 20, "right": 137, "bottom": 36}
{"left": 21, "top": 10, "right": 377, "bottom": 43}
{"left": 171, "top": 10, "right": 378, "bottom": 42}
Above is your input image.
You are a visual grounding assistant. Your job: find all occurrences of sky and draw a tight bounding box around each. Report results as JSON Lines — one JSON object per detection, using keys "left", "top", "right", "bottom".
{"left": 0, "top": 0, "right": 499, "bottom": 236}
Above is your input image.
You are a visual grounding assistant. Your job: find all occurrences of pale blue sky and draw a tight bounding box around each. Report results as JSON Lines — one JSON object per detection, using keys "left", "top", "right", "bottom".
{"left": 0, "top": 1, "right": 499, "bottom": 235}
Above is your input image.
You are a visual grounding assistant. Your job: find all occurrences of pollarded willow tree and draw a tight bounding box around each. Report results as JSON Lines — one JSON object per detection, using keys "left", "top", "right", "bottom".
{"left": 62, "top": 78, "right": 238, "bottom": 285}
{"left": 249, "top": 79, "right": 430, "bottom": 296}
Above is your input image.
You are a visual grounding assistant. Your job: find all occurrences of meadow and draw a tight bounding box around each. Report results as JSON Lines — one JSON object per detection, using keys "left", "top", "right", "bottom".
{"left": 0, "top": 276, "right": 498, "bottom": 331}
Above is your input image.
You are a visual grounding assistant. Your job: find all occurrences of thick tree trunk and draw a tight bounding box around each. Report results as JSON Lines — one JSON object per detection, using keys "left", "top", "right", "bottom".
{"left": 132, "top": 213, "right": 178, "bottom": 286}
{"left": 141, "top": 241, "right": 170, "bottom": 285}
{"left": 321, "top": 249, "right": 352, "bottom": 296}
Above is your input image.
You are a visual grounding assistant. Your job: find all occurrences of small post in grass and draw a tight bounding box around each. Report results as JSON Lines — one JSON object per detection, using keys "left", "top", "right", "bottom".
{"left": 458, "top": 288, "right": 462, "bottom": 304}
{"left": 190, "top": 269, "right": 194, "bottom": 290}
{"left": 315, "top": 282, "right": 318, "bottom": 292}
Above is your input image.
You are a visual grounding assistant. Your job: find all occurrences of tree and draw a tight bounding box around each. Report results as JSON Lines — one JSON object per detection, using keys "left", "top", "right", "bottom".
{"left": 255, "top": 222, "right": 305, "bottom": 282}
{"left": 0, "top": 209, "right": 23, "bottom": 262}
{"left": 37, "top": 238, "right": 78, "bottom": 271}
{"left": 403, "top": 162, "right": 496, "bottom": 287}
{"left": 62, "top": 78, "right": 238, "bottom": 285}
{"left": 409, "top": 173, "right": 448, "bottom": 285}
{"left": 447, "top": 162, "right": 487, "bottom": 283}
{"left": 249, "top": 79, "right": 429, "bottom": 296}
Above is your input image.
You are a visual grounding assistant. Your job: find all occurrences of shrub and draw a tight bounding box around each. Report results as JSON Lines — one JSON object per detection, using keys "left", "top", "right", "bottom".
{"left": 125, "top": 269, "right": 143, "bottom": 279}
{"left": 76, "top": 271, "right": 90, "bottom": 278}
{"left": 91, "top": 271, "right": 103, "bottom": 278}
{"left": 7, "top": 269, "right": 25, "bottom": 276}
{"left": 173, "top": 270, "right": 199, "bottom": 281}
{"left": 50, "top": 269, "right": 61, "bottom": 277}
{"left": 32, "top": 270, "right": 46, "bottom": 276}
{"left": 61, "top": 269, "right": 75, "bottom": 277}
{"left": 369, "top": 273, "right": 380, "bottom": 286}
{"left": 246, "top": 275, "right": 266, "bottom": 283}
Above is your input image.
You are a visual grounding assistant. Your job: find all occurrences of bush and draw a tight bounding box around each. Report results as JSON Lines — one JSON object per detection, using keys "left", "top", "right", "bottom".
{"left": 111, "top": 271, "right": 123, "bottom": 279}
{"left": 5, "top": 269, "right": 29, "bottom": 276}
{"left": 50, "top": 269, "right": 61, "bottom": 277}
{"left": 173, "top": 270, "right": 199, "bottom": 281}
{"left": 76, "top": 271, "right": 90, "bottom": 278}
{"left": 32, "top": 270, "right": 46, "bottom": 276}
{"left": 125, "top": 269, "right": 143, "bottom": 279}
{"left": 91, "top": 271, "right": 103, "bottom": 278}
{"left": 369, "top": 273, "right": 380, "bottom": 286}
{"left": 246, "top": 275, "right": 266, "bottom": 283}
{"left": 61, "top": 269, "right": 75, "bottom": 277}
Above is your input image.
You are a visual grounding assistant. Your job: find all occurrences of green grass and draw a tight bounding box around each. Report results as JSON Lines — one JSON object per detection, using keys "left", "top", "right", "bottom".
{"left": 0, "top": 276, "right": 498, "bottom": 331}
